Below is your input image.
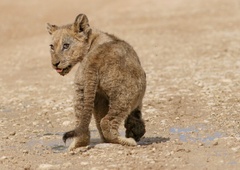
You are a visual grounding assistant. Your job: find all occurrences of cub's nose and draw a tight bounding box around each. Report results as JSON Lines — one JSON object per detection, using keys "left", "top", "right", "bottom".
{"left": 53, "top": 61, "right": 60, "bottom": 67}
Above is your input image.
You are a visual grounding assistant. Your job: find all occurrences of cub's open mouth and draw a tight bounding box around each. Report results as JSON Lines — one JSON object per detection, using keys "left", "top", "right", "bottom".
{"left": 56, "top": 65, "right": 72, "bottom": 76}
{"left": 56, "top": 68, "right": 63, "bottom": 73}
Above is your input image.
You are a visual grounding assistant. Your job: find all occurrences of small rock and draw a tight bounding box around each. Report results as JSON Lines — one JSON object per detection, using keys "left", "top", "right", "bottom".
{"left": 117, "top": 151, "right": 123, "bottom": 154}
{"left": 2, "top": 136, "right": 9, "bottom": 139}
{"left": 40, "top": 136, "right": 51, "bottom": 140}
{"left": 108, "top": 164, "right": 118, "bottom": 168}
{"left": 62, "top": 162, "right": 72, "bottom": 168}
{"left": 0, "top": 156, "right": 8, "bottom": 161}
{"left": 64, "top": 107, "right": 73, "bottom": 112}
{"left": 165, "top": 152, "right": 171, "bottom": 157}
{"left": 80, "top": 161, "right": 89, "bottom": 165}
{"left": 160, "top": 120, "right": 166, "bottom": 125}
{"left": 203, "top": 120, "right": 209, "bottom": 123}
{"left": 22, "top": 150, "right": 29, "bottom": 154}
{"left": 54, "top": 112, "right": 62, "bottom": 115}
{"left": 33, "top": 121, "right": 39, "bottom": 126}
{"left": 9, "top": 131, "right": 16, "bottom": 136}
{"left": 69, "top": 151, "right": 75, "bottom": 155}
{"left": 38, "top": 109, "right": 49, "bottom": 116}
{"left": 24, "top": 164, "right": 31, "bottom": 170}
{"left": 37, "top": 164, "right": 60, "bottom": 170}
{"left": 94, "top": 143, "right": 115, "bottom": 148}
{"left": 149, "top": 160, "right": 156, "bottom": 164}
{"left": 90, "top": 167, "right": 98, "bottom": 170}
{"left": 176, "top": 148, "right": 187, "bottom": 152}
{"left": 212, "top": 141, "right": 218, "bottom": 146}
{"left": 74, "top": 146, "right": 91, "bottom": 154}
{"left": 62, "top": 121, "right": 71, "bottom": 126}
{"left": 20, "top": 140, "right": 26, "bottom": 144}
{"left": 231, "top": 146, "right": 240, "bottom": 153}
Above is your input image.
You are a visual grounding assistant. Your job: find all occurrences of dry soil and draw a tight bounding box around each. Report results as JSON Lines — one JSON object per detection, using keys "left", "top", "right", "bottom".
{"left": 0, "top": 0, "right": 240, "bottom": 169}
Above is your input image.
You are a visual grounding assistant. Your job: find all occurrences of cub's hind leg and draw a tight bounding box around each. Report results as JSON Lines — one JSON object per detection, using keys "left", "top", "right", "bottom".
{"left": 100, "top": 99, "right": 137, "bottom": 146}
{"left": 124, "top": 108, "right": 146, "bottom": 142}
{"left": 94, "top": 93, "right": 109, "bottom": 142}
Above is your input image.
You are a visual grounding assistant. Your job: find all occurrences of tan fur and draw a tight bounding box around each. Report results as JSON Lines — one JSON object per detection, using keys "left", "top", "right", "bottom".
{"left": 47, "top": 14, "right": 146, "bottom": 150}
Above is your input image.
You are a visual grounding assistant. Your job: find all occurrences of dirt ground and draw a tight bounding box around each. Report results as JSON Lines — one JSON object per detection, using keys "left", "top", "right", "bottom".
{"left": 0, "top": 0, "right": 240, "bottom": 169}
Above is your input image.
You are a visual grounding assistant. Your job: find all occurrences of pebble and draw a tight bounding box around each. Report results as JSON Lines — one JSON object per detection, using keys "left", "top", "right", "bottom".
{"left": 64, "top": 107, "right": 73, "bottom": 112}
{"left": 9, "top": 131, "right": 16, "bottom": 136}
{"left": 149, "top": 160, "right": 156, "bottom": 164}
{"left": 37, "top": 164, "right": 60, "bottom": 170}
{"left": 33, "top": 121, "right": 39, "bottom": 126}
{"left": 69, "top": 151, "right": 75, "bottom": 155}
{"left": 22, "top": 150, "right": 29, "bottom": 154}
{"left": 0, "top": 156, "right": 8, "bottom": 161}
{"left": 94, "top": 143, "right": 115, "bottom": 148}
{"left": 203, "top": 120, "right": 209, "bottom": 123}
{"left": 24, "top": 164, "right": 31, "bottom": 170}
{"left": 74, "top": 147, "right": 90, "bottom": 154}
{"left": 62, "top": 121, "right": 71, "bottom": 126}
{"left": 145, "top": 108, "right": 157, "bottom": 113}
{"left": 80, "top": 161, "right": 89, "bottom": 165}
{"left": 231, "top": 146, "right": 240, "bottom": 153}
{"left": 38, "top": 109, "right": 49, "bottom": 116}
{"left": 54, "top": 112, "right": 62, "bottom": 115}
{"left": 212, "top": 141, "right": 218, "bottom": 146}
{"left": 2, "top": 136, "right": 9, "bottom": 139}
{"left": 32, "top": 130, "right": 39, "bottom": 133}
{"left": 165, "top": 152, "right": 171, "bottom": 157}
{"left": 62, "top": 162, "right": 72, "bottom": 168}
{"left": 107, "top": 164, "right": 118, "bottom": 168}
{"left": 117, "top": 151, "right": 123, "bottom": 154}
{"left": 160, "top": 119, "right": 166, "bottom": 125}
{"left": 90, "top": 167, "right": 99, "bottom": 170}
{"left": 40, "top": 136, "right": 51, "bottom": 140}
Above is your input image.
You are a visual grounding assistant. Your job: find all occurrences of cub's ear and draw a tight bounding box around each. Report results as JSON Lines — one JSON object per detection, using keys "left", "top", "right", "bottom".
{"left": 46, "top": 23, "right": 58, "bottom": 35}
{"left": 73, "top": 14, "right": 91, "bottom": 35}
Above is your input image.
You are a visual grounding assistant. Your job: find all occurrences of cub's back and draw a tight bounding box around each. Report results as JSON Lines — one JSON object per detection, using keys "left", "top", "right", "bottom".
{"left": 86, "top": 33, "right": 146, "bottom": 99}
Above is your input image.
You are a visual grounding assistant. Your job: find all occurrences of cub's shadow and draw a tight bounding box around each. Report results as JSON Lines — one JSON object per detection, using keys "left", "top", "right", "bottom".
{"left": 90, "top": 136, "right": 170, "bottom": 146}
{"left": 138, "top": 137, "right": 170, "bottom": 145}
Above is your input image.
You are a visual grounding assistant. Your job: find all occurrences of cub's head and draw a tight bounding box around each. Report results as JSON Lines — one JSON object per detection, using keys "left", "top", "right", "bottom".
{"left": 47, "top": 14, "right": 91, "bottom": 76}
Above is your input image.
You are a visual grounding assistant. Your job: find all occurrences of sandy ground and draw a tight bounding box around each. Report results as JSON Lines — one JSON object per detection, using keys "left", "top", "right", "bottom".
{"left": 0, "top": 0, "right": 240, "bottom": 169}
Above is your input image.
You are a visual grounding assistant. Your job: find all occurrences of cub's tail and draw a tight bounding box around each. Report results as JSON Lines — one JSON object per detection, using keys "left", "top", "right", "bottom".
{"left": 63, "top": 130, "right": 76, "bottom": 144}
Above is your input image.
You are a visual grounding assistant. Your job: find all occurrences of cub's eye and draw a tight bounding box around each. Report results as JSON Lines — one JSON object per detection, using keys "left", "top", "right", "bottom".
{"left": 62, "top": 43, "right": 70, "bottom": 50}
{"left": 50, "top": 44, "right": 54, "bottom": 51}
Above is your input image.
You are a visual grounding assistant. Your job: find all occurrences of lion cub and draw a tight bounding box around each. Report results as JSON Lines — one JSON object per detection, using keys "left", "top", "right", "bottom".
{"left": 47, "top": 14, "right": 146, "bottom": 150}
